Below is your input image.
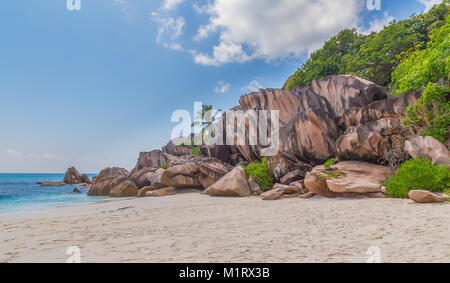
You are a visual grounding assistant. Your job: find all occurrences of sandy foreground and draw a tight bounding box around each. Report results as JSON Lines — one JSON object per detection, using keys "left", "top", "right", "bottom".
{"left": 1, "top": 192, "right": 449, "bottom": 263}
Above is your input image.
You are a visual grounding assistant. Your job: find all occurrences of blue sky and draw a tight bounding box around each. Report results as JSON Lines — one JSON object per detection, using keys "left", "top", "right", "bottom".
{"left": 0, "top": 0, "right": 441, "bottom": 173}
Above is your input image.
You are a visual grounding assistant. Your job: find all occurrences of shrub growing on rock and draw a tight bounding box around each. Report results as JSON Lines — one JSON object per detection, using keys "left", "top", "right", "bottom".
{"left": 324, "top": 158, "right": 336, "bottom": 169}
{"left": 191, "top": 147, "right": 200, "bottom": 156}
{"left": 241, "top": 157, "right": 274, "bottom": 191}
{"left": 402, "top": 83, "right": 450, "bottom": 143}
{"left": 385, "top": 158, "right": 450, "bottom": 198}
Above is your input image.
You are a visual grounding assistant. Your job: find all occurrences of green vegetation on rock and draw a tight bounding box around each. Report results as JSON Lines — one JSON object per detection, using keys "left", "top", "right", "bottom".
{"left": 391, "top": 15, "right": 450, "bottom": 95}
{"left": 385, "top": 158, "right": 450, "bottom": 198}
{"left": 403, "top": 83, "right": 450, "bottom": 143}
{"left": 285, "top": 1, "right": 449, "bottom": 90}
{"left": 324, "top": 158, "right": 336, "bottom": 169}
{"left": 191, "top": 147, "right": 200, "bottom": 156}
{"left": 241, "top": 157, "right": 274, "bottom": 191}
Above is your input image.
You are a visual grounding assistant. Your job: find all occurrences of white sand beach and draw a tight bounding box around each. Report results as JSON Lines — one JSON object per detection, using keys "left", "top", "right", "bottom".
{"left": 1, "top": 193, "right": 449, "bottom": 263}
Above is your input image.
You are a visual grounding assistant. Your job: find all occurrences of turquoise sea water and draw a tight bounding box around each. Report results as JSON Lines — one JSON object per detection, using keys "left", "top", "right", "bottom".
{"left": 0, "top": 173, "right": 107, "bottom": 216}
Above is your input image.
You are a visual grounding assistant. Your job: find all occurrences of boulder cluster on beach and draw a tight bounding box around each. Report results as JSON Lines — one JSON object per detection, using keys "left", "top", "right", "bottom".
{"left": 50, "top": 75, "right": 450, "bottom": 203}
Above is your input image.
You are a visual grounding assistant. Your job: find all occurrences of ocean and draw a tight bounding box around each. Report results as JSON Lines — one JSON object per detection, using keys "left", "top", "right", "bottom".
{"left": 0, "top": 173, "right": 107, "bottom": 216}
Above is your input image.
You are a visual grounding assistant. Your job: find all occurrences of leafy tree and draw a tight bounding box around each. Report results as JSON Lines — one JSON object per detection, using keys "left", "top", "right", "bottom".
{"left": 286, "top": 29, "right": 365, "bottom": 90}
{"left": 391, "top": 14, "right": 450, "bottom": 94}
{"left": 345, "top": 20, "right": 420, "bottom": 86}
{"left": 392, "top": 15, "right": 450, "bottom": 143}
{"left": 285, "top": 1, "right": 449, "bottom": 89}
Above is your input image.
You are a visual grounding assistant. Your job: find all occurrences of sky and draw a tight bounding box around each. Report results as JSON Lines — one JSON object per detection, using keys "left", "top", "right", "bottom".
{"left": 0, "top": 0, "right": 442, "bottom": 173}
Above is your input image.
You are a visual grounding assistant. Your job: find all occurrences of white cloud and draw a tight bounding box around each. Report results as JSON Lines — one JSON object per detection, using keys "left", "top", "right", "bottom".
{"left": 214, "top": 81, "right": 231, "bottom": 93}
{"left": 163, "top": 0, "right": 185, "bottom": 10}
{"left": 5, "top": 149, "right": 69, "bottom": 161}
{"left": 194, "top": 41, "right": 253, "bottom": 66}
{"left": 242, "top": 80, "right": 263, "bottom": 93}
{"left": 417, "top": 0, "right": 443, "bottom": 12}
{"left": 151, "top": 12, "right": 185, "bottom": 50}
{"left": 193, "top": 0, "right": 361, "bottom": 66}
{"left": 362, "top": 12, "right": 395, "bottom": 34}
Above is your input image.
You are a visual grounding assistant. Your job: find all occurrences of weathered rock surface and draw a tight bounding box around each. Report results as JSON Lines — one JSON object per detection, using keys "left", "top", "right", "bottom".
{"left": 280, "top": 170, "right": 306, "bottom": 185}
{"left": 223, "top": 76, "right": 420, "bottom": 174}
{"left": 87, "top": 167, "right": 130, "bottom": 196}
{"left": 199, "top": 144, "right": 233, "bottom": 164}
{"left": 129, "top": 167, "right": 157, "bottom": 189}
{"left": 340, "top": 90, "right": 421, "bottom": 128}
{"left": 64, "top": 167, "right": 82, "bottom": 184}
{"left": 133, "top": 150, "right": 170, "bottom": 170}
{"left": 260, "top": 189, "right": 284, "bottom": 200}
{"left": 144, "top": 187, "right": 201, "bottom": 197}
{"left": 260, "top": 183, "right": 302, "bottom": 200}
{"left": 80, "top": 174, "right": 91, "bottom": 184}
{"left": 248, "top": 177, "right": 262, "bottom": 195}
{"left": 110, "top": 180, "right": 139, "bottom": 197}
{"left": 408, "top": 190, "right": 449, "bottom": 203}
{"left": 166, "top": 156, "right": 233, "bottom": 189}
{"left": 162, "top": 140, "right": 194, "bottom": 156}
{"left": 405, "top": 136, "right": 450, "bottom": 165}
{"left": 305, "top": 161, "right": 394, "bottom": 198}
{"left": 73, "top": 188, "right": 82, "bottom": 193}
{"left": 335, "top": 125, "right": 389, "bottom": 161}
{"left": 204, "top": 166, "right": 252, "bottom": 197}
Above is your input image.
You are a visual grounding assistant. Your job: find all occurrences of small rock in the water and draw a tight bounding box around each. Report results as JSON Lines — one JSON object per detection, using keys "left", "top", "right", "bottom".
{"left": 73, "top": 188, "right": 82, "bottom": 193}
{"left": 37, "top": 182, "right": 67, "bottom": 187}
{"left": 408, "top": 190, "right": 448, "bottom": 203}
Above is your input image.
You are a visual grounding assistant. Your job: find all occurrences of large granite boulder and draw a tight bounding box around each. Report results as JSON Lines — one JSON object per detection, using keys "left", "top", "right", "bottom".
{"left": 227, "top": 75, "right": 389, "bottom": 167}
{"left": 405, "top": 136, "right": 450, "bottom": 165}
{"left": 162, "top": 140, "right": 194, "bottom": 156}
{"left": 408, "top": 190, "right": 449, "bottom": 203}
{"left": 110, "top": 180, "right": 139, "bottom": 197}
{"left": 80, "top": 174, "right": 91, "bottom": 184}
{"left": 340, "top": 90, "right": 421, "bottom": 128}
{"left": 280, "top": 170, "right": 307, "bottom": 185}
{"left": 199, "top": 144, "right": 233, "bottom": 164}
{"left": 335, "top": 125, "right": 389, "bottom": 161}
{"left": 161, "top": 165, "right": 202, "bottom": 188}
{"left": 304, "top": 161, "right": 394, "bottom": 198}
{"left": 238, "top": 88, "right": 301, "bottom": 125}
{"left": 166, "top": 156, "right": 233, "bottom": 189}
{"left": 277, "top": 89, "right": 339, "bottom": 163}
{"left": 128, "top": 167, "right": 157, "bottom": 189}
{"left": 87, "top": 167, "right": 131, "bottom": 196}
{"left": 133, "top": 150, "right": 170, "bottom": 170}
{"left": 63, "top": 167, "right": 82, "bottom": 184}
{"left": 310, "top": 75, "right": 387, "bottom": 118}
{"left": 144, "top": 187, "right": 201, "bottom": 197}
{"left": 204, "top": 166, "right": 252, "bottom": 197}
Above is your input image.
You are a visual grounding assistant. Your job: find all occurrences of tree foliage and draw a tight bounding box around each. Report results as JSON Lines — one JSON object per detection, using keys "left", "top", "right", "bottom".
{"left": 285, "top": 1, "right": 449, "bottom": 90}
